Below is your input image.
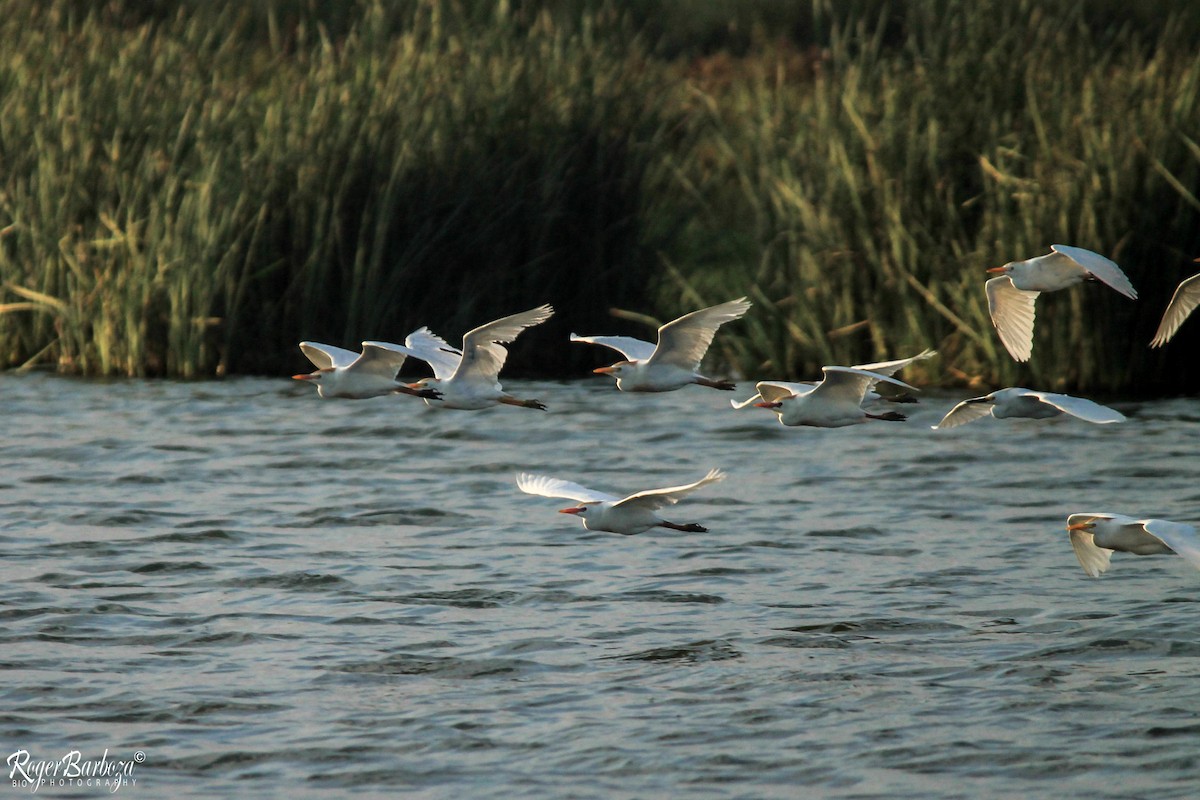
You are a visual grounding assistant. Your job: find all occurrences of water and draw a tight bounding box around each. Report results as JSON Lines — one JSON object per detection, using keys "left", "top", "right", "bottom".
{"left": 2, "top": 373, "right": 1199, "bottom": 798}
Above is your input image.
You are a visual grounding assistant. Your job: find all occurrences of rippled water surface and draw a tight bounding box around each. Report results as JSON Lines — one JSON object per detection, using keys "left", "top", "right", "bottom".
{"left": 3, "top": 374, "right": 1200, "bottom": 798}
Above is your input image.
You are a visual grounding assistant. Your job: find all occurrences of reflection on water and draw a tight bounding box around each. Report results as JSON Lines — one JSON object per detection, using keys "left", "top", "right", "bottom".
{"left": 2, "top": 373, "right": 1198, "bottom": 798}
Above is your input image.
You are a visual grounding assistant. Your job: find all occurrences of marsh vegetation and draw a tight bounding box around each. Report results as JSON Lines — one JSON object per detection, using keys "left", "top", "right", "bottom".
{"left": 1, "top": 0, "right": 1197, "bottom": 392}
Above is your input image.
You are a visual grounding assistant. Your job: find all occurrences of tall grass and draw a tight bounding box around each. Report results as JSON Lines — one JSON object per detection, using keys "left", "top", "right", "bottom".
{"left": 1, "top": 0, "right": 1198, "bottom": 393}
{"left": 0, "top": 0, "right": 666, "bottom": 376}
{"left": 651, "top": 0, "right": 1200, "bottom": 393}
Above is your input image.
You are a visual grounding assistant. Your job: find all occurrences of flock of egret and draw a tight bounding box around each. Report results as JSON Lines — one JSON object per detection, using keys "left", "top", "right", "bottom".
{"left": 294, "top": 247, "right": 1200, "bottom": 575}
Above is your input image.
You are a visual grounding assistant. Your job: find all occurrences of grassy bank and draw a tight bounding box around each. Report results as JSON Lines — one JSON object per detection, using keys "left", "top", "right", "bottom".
{"left": 1, "top": 0, "right": 1198, "bottom": 393}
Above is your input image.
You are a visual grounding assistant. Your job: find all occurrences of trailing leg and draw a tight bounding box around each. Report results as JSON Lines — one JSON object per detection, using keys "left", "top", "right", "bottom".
{"left": 659, "top": 520, "right": 707, "bottom": 532}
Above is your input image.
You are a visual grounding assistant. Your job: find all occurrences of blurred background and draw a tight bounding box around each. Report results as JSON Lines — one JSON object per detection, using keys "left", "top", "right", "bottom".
{"left": 1, "top": 0, "right": 1197, "bottom": 393}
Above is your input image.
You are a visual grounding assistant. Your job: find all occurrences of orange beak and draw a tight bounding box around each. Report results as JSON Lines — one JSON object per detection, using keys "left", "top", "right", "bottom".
{"left": 292, "top": 373, "right": 317, "bottom": 381}
{"left": 986, "top": 266, "right": 1007, "bottom": 274}
{"left": 755, "top": 401, "right": 782, "bottom": 409}
{"left": 558, "top": 507, "right": 585, "bottom": 515}
{"left": 1066, "top": 522, "right": 1093, "bottom": 532}
{"left": 592, "top": 366, "right": 616, "bottom": 375}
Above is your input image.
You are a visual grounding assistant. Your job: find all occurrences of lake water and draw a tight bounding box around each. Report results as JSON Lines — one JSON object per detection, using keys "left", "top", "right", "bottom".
{"left": 2, "top": 373, "right": 1199, "bottom": 798}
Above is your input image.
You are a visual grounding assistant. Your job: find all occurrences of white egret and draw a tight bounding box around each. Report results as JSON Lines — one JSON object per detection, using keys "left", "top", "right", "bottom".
{"left": 516, "top": 469, "right": 724, "bottom": 535}
{"left": 731, "top": 349, "right": 936, "bottom": 410}
{"left": 986, "top": 245, "right": 1137, "bottom": 361}
{"left": 933, "top": 388, "right": 1125, "bottom": 430}
{"left": 1065, "top": 513, "right": 1200, "bottom": 577}
{"left": 736, "top": 367, "right": 917, "bottom": 428}
{"left": 410, "top": 305, "right": 554, "bottom": 410}
{"left": 571, "top": 298, "right": 751, "bottom": 392}
{"left": 292, "top": 339, "right": 442, "bottom": 400}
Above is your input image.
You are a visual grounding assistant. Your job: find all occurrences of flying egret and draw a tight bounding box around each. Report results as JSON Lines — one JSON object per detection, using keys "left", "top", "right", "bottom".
{"left": 933, "top": 388, "right": 1125, "bottom": 430}
{"left": 410, "top": 305, "right": 554, "bottom": 410}
{"left": 516, "top": 469, "right": 725, "bottom": 535}
{"left": 986, "top": 245, "right": 1137, "bottom": 361}
{"left": 571, "top": 298, "right": 751, "bottom": 392}
{"left": 1065, "top": 513, "right": 1200, "bottom": 577}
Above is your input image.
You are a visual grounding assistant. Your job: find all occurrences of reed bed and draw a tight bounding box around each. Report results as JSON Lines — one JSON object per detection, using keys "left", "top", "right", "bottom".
{"left": 650, "top": 0, "right": 1200, "bottom": 393}
{"left": 1, "top": 0, "right": 1198, "bottom": 393}
{"left": 0, "top": 0, "right": 666, "bottom": 376}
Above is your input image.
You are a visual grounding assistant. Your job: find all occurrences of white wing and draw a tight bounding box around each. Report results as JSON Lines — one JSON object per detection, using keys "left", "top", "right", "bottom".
{"left": 647, "top": 298, "right": 751, "bottom": 370}
{"left": 299, "top": 342, "right": 360, "bottom": 370}
{"left": 852, "top": 348, "right": 937, "bottom": 378}
{"left": 809, "top": 366, "right": 915, "bottom": 405}
{"left": 760, "top": 381, "right": 815, "bottom": 402}
{"left": 1150, "top": 273, "right": 1200, "bottom": 347}
{"left": 730, "top": 380, "right": 814, "bottom": 409}
{"left": 931, "top": 397, "right": 996, "bottom": 430}
{"left": 614, "top": 469, "right": 725, "bottom": 512}
{"left": 1142, "top": 520, "right": 1200, "bottom": 572}
{"left": 986, "top": 276, "right": 1039, "bottom": 362}
{"left": 730, "top": 392, "right": 762, "bottom": 410}
{"left": 1052, "top": 245, "right": 1138, "bottom": 300}
{"left": 405, "top": 327, "right": 462, "bottom": 379}
{"left": 1069, "top": 529, "right": 1114, "bottom": 577}
{"left": 355, "top": 342, "right": 412, "bottom": 378}
{"left": 1020, "top": 390, "right": 1126, "bottom": 424}
{"left": 516, "top": 473, "right": 620, "bottom": 504}
{"left": 452, "top": 304, "right": 554, "bottom": 384}
{"left": 1066, "top": 512, "right": 1130, "bottom": 577}
{"left": 569, "top": 334, "right": 657, "bottom": 363}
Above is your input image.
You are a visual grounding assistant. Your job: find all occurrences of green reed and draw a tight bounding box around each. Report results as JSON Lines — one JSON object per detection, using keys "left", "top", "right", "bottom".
{"left": 0, "top": 0, "right": 666, "bottom": 376}
{"left": 651, "top": 0, "right": 1200, "bottom": 392}
{"left": 1, "top": 0, "right": 1198, "bottom": 393}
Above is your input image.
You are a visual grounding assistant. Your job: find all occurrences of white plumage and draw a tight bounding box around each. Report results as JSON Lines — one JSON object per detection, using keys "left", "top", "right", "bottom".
{"left": 1150, "top": 272, "right": 1200, "bottom": 348}
{"left": 735, "top": 367, "right": 917, "bottom": 428}
{"left": 932, "top": 388, "right": 1126, "bottom": 430}
{"left": 732, "top": 349, "right": 935, "bottom": 411}
{"left": 411, "top": 305, "right": 554, "bottom": 410}
{"left": 292, "top": 338, "right": 443, "bottom": 401}
{"left": 986, "top": 245, "right": 1137, "bottom": 361}
{"left": 572, "top": 298, "right": 751, "bottom": 392}
{"left": 1065, "top": 513, "right": 1200, "bottom": 577}
{"left": 516, "top": 469, "right": 725, "bottom": 535}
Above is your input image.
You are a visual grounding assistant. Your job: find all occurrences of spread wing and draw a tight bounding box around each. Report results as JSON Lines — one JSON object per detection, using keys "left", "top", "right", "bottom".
{"left": 516, "top": 473, "right": 620, "bottom": 504}
{"left": 986, "top": 276, "right": 1039, "bottom": 362}
{"left": 852, "top": 348, "right": 937, "bottom": 378}
{"left": 1051, "top": 245, "right": 1137, "bottom": 300}
{"left": 647, "top": 297, "right": 751, "bottom": 370}
{"left": 1150, "top": 273, "right": 1200, "bottom": 347}
{"left": 730, "top": 380, "right": 814, "bottom": 409}
{"left": 1021, "top": 390, "right": 1126, "bottom": 424}
{"left": 299, "top": 342, "right": 360, "bottom": 370}
{"left": 1142, "top": 520, "right": 1200, "bottom": 572}
{"left": 1066, "top": 512, "right": 1120, "bottom": 577}
{"left": 810, "top": 366, "right": 915, "bottom": 405}
{"left": 1069, "top": 529, "right": 1114, "bottom": 577}
{"left": 764, "top": 381, "right": 814, "bottom": 402}
{"left": 614, "top": 469, "right": 725, "bottom": 512}
{"left": 568, "top": 334, "right": 658, "bottom": 363}
{"left": 355, "top": 342, "right": 412, "bottom": 378}
{"left": 404, "top": 327, "right": 462, "bottom": 379}
{"left": 931, "top": 397, "right": 995, "bottom": 430}
{"left": 452, "top": 304, "right": 554, "bottom": 384}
